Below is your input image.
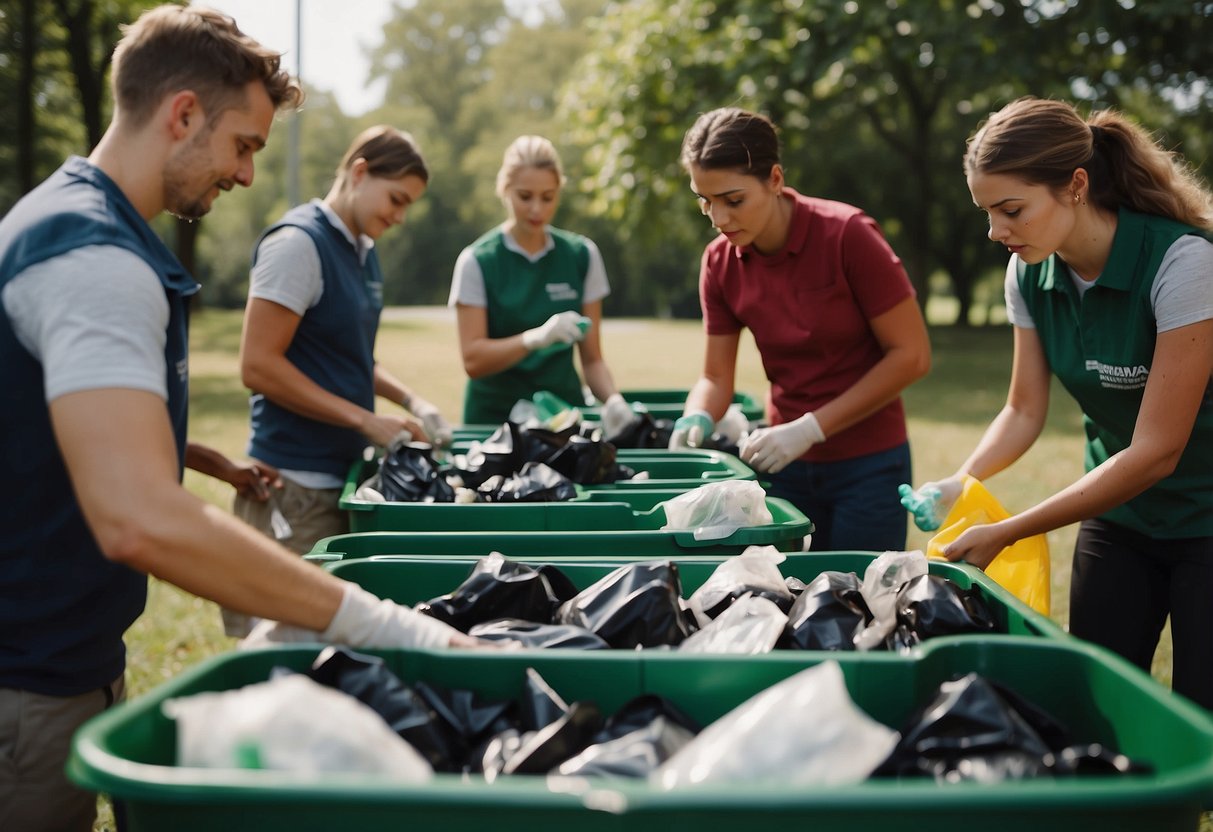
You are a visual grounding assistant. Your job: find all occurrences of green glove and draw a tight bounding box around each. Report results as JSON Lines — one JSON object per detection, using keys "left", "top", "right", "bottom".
{"left": 669, "top": 409, "right": 714, "bottom": 450}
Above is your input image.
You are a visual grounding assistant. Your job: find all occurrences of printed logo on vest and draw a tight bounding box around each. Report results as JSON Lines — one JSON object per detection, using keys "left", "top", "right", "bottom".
{"left": 545, "top": 282, "right": 579, "bottom": 302}
{"left": 1085, "top": 359, "right": 1149, "bottom": 390}
{"left": 176, "top": 358, "right": 189, "bottom": 383}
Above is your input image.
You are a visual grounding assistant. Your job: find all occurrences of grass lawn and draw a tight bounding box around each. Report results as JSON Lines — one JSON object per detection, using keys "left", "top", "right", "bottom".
{"left": 92, "top": 306, "right": 1187, "bottom": 829}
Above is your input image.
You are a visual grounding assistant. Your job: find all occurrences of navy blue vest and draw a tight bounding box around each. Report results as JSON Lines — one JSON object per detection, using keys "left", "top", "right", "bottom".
{"left": 246, "top": 203, "right": 382, "bottom": 476}
{"left": 0, "top": 157, "right": 196, "bottom": 694}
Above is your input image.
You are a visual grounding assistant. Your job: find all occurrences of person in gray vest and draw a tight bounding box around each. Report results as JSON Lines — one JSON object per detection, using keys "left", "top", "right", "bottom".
{"left": 901, "top": 97, "right": 1213, "bottom": 708}
{"left": 448, "top": 135, "right": 636, "bottom": 432}
{"left": 0, "top": 8, "right": 478, "bottom": 830}
{"left": 232, "top": 127, "right": 451, "bottom": 636}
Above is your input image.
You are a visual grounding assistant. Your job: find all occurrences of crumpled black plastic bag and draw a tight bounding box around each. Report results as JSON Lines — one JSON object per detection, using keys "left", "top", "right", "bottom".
{"left": 556, "top": 561, "right": 694, "bottom": 649}
{"left": 416, "top": 553, "right": 567, "bottom": 631}
{"left": 476, "top": 461, "right": 579, "bottom": 502}
{"left": 780, "top": 570, "right": 872, "bottom": 651}
{"left": 456, "top": 421, "right": 633, "bottom": 486}
{"left": 870, "top": 672, "right": 1154, "bottom": 784}
{"left": 554, "top": 694, "right": 702, "bottom": 779}
{"left": 306, "top": 646, "right": 467, "bottom": 771}
{"left": 468, "top": 618, "right": 611, "bottom": 649}
{"left": 886, "top": 574, "right": 998, "bottom": 650}
{"left": 605, "top": 411, "right": 675, "bottom": 449}
{"left": 374, "top": 441, "right": 455, "bottom": 502}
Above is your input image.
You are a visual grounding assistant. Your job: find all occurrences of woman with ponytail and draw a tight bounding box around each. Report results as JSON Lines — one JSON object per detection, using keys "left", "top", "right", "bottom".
{"left": 902, "top": 96, "right": 1213, "bottom": 708}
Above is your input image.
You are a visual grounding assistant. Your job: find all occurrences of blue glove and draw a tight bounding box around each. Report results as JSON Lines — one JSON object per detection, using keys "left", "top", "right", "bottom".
{"left": 669, "top": 409, "right": 714, "bottom": 450}
{"left": 898, "top": 478, "right": 963, "bottom": 532}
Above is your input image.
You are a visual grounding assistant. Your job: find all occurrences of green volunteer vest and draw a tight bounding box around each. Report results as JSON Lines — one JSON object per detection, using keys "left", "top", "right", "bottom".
{"left": 462, "top": 226, "right": 590, "bottom": 424}
{"left": 1018, "top": 208, "right": 1213, "bottom": 537}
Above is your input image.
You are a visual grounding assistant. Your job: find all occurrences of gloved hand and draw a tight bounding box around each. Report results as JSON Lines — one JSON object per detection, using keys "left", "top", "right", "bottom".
{"left": 898, "top": 475, "right": 965, "bottom": 531}
{"left": 739, "top": 412, "right": 825, "bottom": 474}
{"left": 406, "top": 395, "right": 453, "bottom": 449}
{"left": 240, "top": 583, "right": 483, "bottom": 650}
{"left": 669, "top": 409, "right": 715, "bottom": 450}
{"left": 600, "top": 392, "right": 639, "bottom": 438}
{"left": 521, "top": 311, "right": 587, "bottom": 351}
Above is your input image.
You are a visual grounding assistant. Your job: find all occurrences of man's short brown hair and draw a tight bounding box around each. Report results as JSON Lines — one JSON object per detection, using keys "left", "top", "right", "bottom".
{"left": 111, "top": 4, "right": 303, "bottom": 127}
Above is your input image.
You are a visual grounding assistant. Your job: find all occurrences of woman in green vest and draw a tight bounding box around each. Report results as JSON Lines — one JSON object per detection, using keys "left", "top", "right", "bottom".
{"left": 902, "top": 97, "right": 1213, "bottom": 708}
{"left": 448, "top": 135, "right": 634, "bottom": 431}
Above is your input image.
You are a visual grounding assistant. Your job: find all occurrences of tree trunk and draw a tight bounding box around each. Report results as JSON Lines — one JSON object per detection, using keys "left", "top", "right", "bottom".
{"left": 18, "top": 0, "right": 37, "bottom": 194}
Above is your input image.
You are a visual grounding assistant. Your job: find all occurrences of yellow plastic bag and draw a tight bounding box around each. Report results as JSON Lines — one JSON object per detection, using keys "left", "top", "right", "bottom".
{"left": 925, "top": 475, "right": 1051, "bottom": 616}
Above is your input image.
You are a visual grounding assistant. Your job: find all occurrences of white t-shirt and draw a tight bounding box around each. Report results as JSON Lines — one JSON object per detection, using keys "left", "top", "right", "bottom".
{"left": 1004, "top": 235, "right": 1213, "bottom": 333}
{"left": 2, "top": 245, "right": 169, "bottom": 403}
{"left": 447, "top": 226, "right": 610, "bottom": 308}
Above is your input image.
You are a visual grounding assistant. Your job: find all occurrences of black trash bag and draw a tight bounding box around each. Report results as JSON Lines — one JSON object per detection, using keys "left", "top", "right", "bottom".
{"left": 556, "top": 561, "right": 695, "bottom": 648}
{"left": 416, "top": 552, "right": 566, "bottom": 631}
{"left": 536, "top": 564, "right": 580, "bottom": 605}
{"left": 477, "top": 698, "right": 604, "bottom": 780}
{"left": 887, "top": 574, "right": 999, "bottom": 649}
{"left": 477, "top": 462, "right": 578, "bottom": 503}
{"left": 468, "top": 619, "right": 611, "bottom": 650}
{"left": 605, "top": 411, "right": 675, "bottom": 449}
{"left": 543, "top": 433, "right": 624, "bottom": 484}
{"left": 520, "top": 666, "right": 571, "bottom": 732}
{"left": 874, "top": 672, "right": 1061, "bottom": 783}
{"left": 780, "top": 570, "right": 871, "bottom": 651}
{"left": 555, "top": 694, "right": 702, "bottom": 779}
{"left": 1044, "top": 743, "right": 1153, "bottom": 776}
{"left": 306, "top": 646, "right": 463, "bottom": 771}
{"left": 412, "top": 679, "right": 516, "bottom": 756}
{"left": 375, "top": 441, "right": 455, "bottom": 502}
{"left": 450, "top": 422, "right": 533, "bottom": 488}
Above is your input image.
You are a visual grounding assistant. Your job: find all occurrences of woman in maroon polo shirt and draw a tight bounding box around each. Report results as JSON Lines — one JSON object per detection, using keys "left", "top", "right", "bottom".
{"left": 671, "top": 107, "right": 931, "bottom": 551}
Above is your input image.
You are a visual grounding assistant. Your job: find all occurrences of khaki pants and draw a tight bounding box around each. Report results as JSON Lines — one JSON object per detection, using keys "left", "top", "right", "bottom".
{"left": 225, "top": 477, "right": 348, "bottom": 637}
{"left": 0, "top": 675, "right": 126, "bottom": 832}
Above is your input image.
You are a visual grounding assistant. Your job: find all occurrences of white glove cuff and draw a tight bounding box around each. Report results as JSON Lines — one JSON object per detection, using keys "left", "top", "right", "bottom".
{"left": 799, "top": 411, "right": 826, "bottom": 444}
{"left": 323, "top": 583, "right": 457, "bottom": 650}
{"left": 521, "top": 327, "right": 542, "bottom": 351}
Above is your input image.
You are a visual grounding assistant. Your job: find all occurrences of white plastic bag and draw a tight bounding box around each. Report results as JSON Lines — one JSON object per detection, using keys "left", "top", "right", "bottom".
{"left": 163, "top": 673, "right": 433, "bottom": 780}
{"left": 686, "top": 545, "right": 792, "bottom": 627}
{"left": 660, "top": 481, "right": 774, "bottom": 541}
{"left": 852, "top": 550, "right": 929, "bottom": 651}
{"left": 651, "top": 661, "right": 898, "bottom": 789}
{"left": 678, "top": 594, "right": 787, "bottom": 654}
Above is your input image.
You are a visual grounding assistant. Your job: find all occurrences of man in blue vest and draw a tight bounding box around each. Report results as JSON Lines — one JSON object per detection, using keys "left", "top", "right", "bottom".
{"left": 0, "top": 7, "right": 476, "bottom": 830}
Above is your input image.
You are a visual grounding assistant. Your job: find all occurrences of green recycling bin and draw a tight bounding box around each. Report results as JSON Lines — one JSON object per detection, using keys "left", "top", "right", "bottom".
{"left": 324, "top": 551, "right": 1067, "bottom": 642}
{"left": 69, "top": 638, "right": 1213, "bottom": 832}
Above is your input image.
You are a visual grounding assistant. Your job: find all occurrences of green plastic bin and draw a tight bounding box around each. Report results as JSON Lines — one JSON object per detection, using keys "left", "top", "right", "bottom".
{"left": 324, "top": 551, "right": 1067, "bottom": 641}
{"left": 452, "top": 387, "right": 766, "bottom": 440}
{"left": 69, "top": 639, "right": 1213, "bottom": 831}
{"left": 340, "top": 472, "right": 807, "bottom": 541}
{"left": 348, "top": 449, "right": 754, "bottom": 498}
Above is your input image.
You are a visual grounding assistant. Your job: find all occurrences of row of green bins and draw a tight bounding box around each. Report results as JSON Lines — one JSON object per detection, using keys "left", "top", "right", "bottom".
{"left": 69, "top": 639, "right": 1213, "bottom": 831}
{"left": 450, "top": 387, "right": 766, "bottom": 441}
{"left": 348, "top": 448, "right": 755, "bottom": 496}
{"left": 324, "top": 551, "right": 1068, "bottom": 641}
{"left": 340, "top": 479, "right": 807, "bottom": 542}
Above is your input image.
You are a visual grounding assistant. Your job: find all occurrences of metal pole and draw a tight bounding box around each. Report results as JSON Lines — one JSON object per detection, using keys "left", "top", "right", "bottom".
{"left": 287, "top": 0, "right": 302, "bottom": 206}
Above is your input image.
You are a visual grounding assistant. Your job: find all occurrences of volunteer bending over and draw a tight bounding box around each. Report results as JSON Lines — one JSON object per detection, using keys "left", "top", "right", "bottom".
{"left": 449, "top": 135, "right": 634, "bottom": 433}
{"left": 902, "top": 97, "right": 1213, "bottom": 708}
{"left": 673, "top": 107, "right": 930, "bottom": 551}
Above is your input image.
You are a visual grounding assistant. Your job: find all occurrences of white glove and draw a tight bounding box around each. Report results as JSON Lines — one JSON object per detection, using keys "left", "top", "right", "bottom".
{"left": 521, "top": 311, "right": 586, "bottom": 351}
{"left": 898, "top": 475, "right": 965, "bottom": 531}
{"left": 240, "top": 583, "right": 463, "bottom": 650}
{"left": 739, "top": 412, "right": 825, "bottom": 474}
{"left": 600, "top": 393, "right": 639, "bottom": 437}
{"left": 669, "top": 409, "right": 715, "bottom": 450}
{"left": 407, "top": 395, "right": 453, "bottom": 449}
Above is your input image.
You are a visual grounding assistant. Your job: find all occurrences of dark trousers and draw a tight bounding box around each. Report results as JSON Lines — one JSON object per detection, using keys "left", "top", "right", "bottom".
{"left": 1070, "top": 517, "right": 1213, "bottom": 710}
{"left": 764, "top": 441, "right": 911, "bottom": 552}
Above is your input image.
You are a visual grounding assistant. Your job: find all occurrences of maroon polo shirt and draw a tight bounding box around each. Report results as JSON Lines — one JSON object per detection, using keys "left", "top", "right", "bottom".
{"left": 700, "top": 188, "right": 915, "bottom": 462}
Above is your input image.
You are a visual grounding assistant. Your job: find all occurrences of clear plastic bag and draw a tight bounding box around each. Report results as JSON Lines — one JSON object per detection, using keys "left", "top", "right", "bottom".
{"left": 651, "top": 661, "right": 898, "bottom": 789}
{"left": 660, "top": 480, "right": 774, "bottom": 540}
{"left": 163, "top": 673, "right": 433, "bottom": 780}
{"left": 853, "top": 550, "right": 930, "bottom": 651}
{"left": 678, "top": 594, "right": 787, "bottom": 654}
{"left": 686, "top": 545, "right": 793, "bottom": 627}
